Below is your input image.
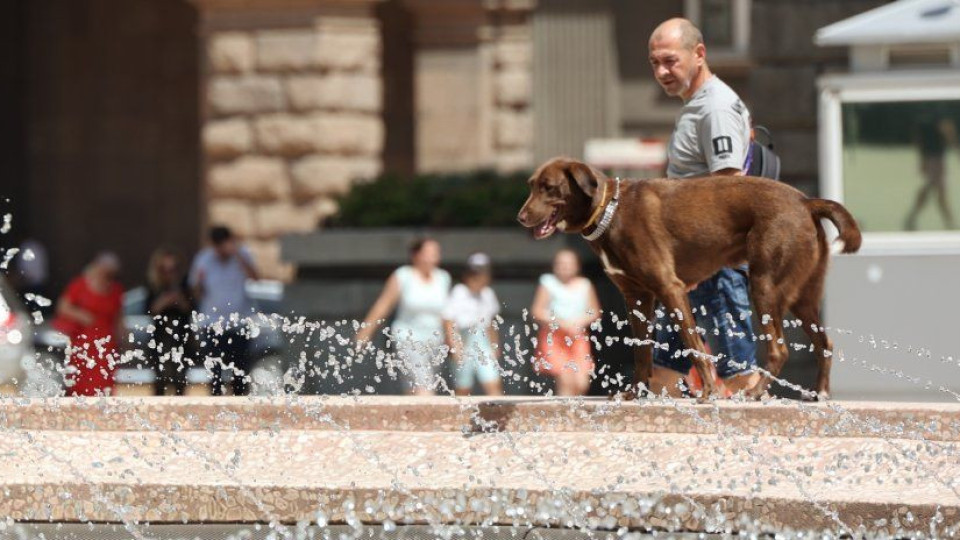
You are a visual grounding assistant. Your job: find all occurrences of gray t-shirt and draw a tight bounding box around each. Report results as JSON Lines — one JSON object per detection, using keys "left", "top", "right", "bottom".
{"left": 188, "top": 246, "right": 255, "bottom": 323}
{"left": 666, "top": 76, "right": 751, "bottom": 178}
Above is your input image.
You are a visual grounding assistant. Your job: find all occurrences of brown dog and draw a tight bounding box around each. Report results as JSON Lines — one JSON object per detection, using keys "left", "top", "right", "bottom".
{"left": 517, "top": 157, "right": 861, "bottom": 400}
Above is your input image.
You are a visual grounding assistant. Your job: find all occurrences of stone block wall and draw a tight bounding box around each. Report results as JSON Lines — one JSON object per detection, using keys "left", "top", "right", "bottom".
{"left": 200, "top": 10, "right": 384, "bottom": 281}
{"left": 747, "top": 0, "right": 890, "bottom": 193}
{"left": 405, "top": 0, "right": 535, "bottom": 174}
{"left": 488, "top": 21, "right": 534, "bottom": 172}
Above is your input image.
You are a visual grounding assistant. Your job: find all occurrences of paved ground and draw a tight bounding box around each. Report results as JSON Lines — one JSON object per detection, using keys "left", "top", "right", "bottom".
{"left": 0, "top": 396, "right": 957, "bottom": 537}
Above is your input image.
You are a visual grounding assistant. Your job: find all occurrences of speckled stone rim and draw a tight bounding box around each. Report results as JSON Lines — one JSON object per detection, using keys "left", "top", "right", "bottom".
{"left": 1, "top": 396, "right": 958, "bottom": 440}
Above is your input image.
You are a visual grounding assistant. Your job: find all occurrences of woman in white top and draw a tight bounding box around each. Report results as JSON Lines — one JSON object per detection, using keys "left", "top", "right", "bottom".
{"left": 443, "top": 253, "right": 502, "bottom": 396}
{"left": 357, "top": 237, "right": 451, "bottom": 395}
{"left": 531, "top": 249, "right": 601, "bottom": 396}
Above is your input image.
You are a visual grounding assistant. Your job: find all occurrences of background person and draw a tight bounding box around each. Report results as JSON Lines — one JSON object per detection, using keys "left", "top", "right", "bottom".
{"left": 189, "top": 226, "right": 258, "bottom": 396}
{"left": 905, "top": 115, "right": 957, "bottom": 231}
{"left": 53, "top": 252, "right": 124, "bottom": 396}
{"left": 647, "top": 17, "right": 760, "bottom": 398}
{"left": 356, "top": 237, "right": 451, "bottom": 396}
{"left": 442, "top": 252, "right": 502, "bottom": 396}
{"left": 145, "top": 247, "right": 193, "bottom": 396}
{"left": 531, "top": 249, "right": 601, "bottom": 396}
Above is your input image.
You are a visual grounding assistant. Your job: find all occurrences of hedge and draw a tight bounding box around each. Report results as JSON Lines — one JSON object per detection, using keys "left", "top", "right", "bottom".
{"left": 330, "top": 169, "right": 532, "bottom": 228}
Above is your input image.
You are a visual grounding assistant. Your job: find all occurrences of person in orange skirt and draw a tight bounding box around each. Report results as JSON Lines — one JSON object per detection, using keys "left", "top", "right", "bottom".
{"left": 531, "top": 249, "right": 601, "bottom": 396}
{"left": 53, "top": 252, "right": 125, "bottom": 396}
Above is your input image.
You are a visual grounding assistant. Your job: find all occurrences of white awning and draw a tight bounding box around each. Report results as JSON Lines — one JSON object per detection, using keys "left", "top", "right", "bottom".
{"left": 815, "top": 0, "right": 960, "bottom": 46}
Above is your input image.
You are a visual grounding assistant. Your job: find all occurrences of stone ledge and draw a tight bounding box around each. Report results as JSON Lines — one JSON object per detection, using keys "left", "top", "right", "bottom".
{"left": 1, "top": 396, "right": 958, "bottom": 536}
{"left": 2, "top": 396, "right": 959, "bottom": 439}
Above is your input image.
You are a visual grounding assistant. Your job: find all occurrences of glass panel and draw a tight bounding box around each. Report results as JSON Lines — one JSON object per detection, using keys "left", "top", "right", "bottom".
{"left": 889, "top": 47, "right": 952, "bottom": 69}
{"left": 700, "top": 0, "right": 735, "bottom": 49}
{"left": 841, "top": 100, "right": 960, "bottom": 232}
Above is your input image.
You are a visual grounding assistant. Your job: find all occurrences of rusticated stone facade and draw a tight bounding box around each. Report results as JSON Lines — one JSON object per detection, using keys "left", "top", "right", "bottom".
{"left": 404, "top": 0, "right": 535, "bottom": 174}
{"left": 488, "top": 12, "right": 534, "bottom": 173}
{"left": 196, "top": 1, "right": 385, "bottom": 280}
{"left": 192, "top": 0, "right": 536, "bottom": 281}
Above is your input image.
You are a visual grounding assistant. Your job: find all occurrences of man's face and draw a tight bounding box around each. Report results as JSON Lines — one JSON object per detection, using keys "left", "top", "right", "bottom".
{"left": 649, "top": 37, "right": 703, "bottom": 98}
{"left": 214, "top": 238, "right": 237, "bottom": 259}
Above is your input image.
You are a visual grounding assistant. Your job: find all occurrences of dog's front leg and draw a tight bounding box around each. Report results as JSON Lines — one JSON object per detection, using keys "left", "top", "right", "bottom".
{"left": 657, "top": 284, "right": 719, "bottom": 401}
{"left": 625, "top": 290, "right": 656, "bottom": 399}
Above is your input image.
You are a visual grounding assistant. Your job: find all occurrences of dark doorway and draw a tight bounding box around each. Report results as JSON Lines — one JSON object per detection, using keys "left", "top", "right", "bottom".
{"left": 7, "top": 0, "right": 201, "bottom": 294}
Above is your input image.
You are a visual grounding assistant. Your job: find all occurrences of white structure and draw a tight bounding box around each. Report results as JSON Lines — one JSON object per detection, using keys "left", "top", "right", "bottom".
{"left": 816, "top": 0, "right": 960, "bottom": 400}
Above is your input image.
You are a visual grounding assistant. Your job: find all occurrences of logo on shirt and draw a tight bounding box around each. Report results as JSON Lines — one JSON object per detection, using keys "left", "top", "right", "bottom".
{"left": 712, "top": 136, "right": 733, "bottom": 156}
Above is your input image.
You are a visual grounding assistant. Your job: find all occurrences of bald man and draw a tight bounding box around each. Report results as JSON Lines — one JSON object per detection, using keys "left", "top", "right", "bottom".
{"left": 647, "top": 18, "right": 762, "bottom": 398}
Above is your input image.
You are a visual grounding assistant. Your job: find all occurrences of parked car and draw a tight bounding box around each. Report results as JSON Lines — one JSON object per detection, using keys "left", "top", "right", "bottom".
{"left": 0, "top": 277, "right": 32, "bottom": 387}
{"left": 0, "top": 277, "right": 68, "bottom": 396}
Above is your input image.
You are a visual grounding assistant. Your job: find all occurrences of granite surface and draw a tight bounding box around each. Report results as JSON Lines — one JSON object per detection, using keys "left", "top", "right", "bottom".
{"left": 0, "top": 396, "right": 957, "bottom": 537}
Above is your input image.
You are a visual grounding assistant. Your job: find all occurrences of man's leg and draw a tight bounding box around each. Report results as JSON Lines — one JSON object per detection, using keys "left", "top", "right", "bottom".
{"left": 204, "top": 329, "right": 226, "bottom": 396}
{"left": 712, "top": 267, "right": 761, "bottom": 393}
{"left": 228, "top": 328, "right": 252, "bottom": 396}
{"left": 153, "top": 351, "right": 167, "bottom": 396}
{"left": 652, "top": 307, "right": 694, "bottom": 397}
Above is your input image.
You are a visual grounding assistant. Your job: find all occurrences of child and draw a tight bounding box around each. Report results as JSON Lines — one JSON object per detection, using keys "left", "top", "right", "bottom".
{"left": 442, "top": 253, "right": 502, "bottom": 396}
{"left": 531, "top": 249, "right": 601, "bottom": 396}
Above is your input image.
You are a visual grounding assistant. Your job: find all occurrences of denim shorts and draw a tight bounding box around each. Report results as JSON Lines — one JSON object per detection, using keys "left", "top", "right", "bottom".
{"left": 652, "top": 266, "right": 758, "bottom": 379}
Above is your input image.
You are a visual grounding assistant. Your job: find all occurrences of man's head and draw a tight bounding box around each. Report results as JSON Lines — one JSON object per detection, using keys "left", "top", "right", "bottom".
{"left": 210, "top": 225, "right": 237, "bottom": 259}
{"left": 648, "top": 18, "right": 708, "bottom": 100}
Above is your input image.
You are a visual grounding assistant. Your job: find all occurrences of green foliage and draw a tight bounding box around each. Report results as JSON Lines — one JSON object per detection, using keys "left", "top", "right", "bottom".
{"left": 331, "top": 169, "right": 531, "bottom": 228}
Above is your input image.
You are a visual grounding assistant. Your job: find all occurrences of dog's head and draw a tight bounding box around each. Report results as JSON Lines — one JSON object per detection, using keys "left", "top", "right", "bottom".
{"left": 517, "top": 157, "right": 604, "bottom": 239}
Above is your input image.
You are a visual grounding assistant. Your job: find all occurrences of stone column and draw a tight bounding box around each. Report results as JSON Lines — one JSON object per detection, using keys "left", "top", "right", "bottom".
{"left": 191, "top": 0, "right": 384, "bottom": 281}
{"left": 486, "top": 0, "right": 536, "bottom": 172}
{"left": 403, "top": 0, "right": 535, "bottom": 174}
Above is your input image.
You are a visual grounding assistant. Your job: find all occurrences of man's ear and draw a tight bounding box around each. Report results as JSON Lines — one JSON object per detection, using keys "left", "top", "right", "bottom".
{"left": 565, "top": 160, "right": 600, "bottom": 198}
{"left": 694, "top": 43, "right": 706, "bottom": 65}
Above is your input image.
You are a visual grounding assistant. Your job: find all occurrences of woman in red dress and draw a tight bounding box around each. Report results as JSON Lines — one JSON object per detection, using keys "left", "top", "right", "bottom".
{"left": 54, "top": 252, "right": 124, "bottom": 396}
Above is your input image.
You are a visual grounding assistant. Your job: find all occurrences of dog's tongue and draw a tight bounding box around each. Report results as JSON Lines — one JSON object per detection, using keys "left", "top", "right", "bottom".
{"left": 536, "top": 220, "right": 555, "bottom": 239}
{"left": 533, "top": 209, "right": 558, "bottom": 239}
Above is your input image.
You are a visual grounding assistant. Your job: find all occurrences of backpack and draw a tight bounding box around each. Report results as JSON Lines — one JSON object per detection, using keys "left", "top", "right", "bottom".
{"left": 745, "top": 126, "right": 781, "bottom": 180}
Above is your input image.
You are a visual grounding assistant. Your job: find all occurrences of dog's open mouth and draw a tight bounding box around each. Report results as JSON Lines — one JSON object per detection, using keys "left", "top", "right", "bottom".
{"left": 532, "top": 208, "right": 560, "bottom": 239}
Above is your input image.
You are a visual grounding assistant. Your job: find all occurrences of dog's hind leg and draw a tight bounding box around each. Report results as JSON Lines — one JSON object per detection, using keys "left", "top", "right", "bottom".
{"left": 790, "top": 240, "right": 833, "bottom": 400}
{"left": 792, "top": 300, "right": 833, "bottom": 401}
{"left": 746, "top": 275, "right": 789, "bottom": 400}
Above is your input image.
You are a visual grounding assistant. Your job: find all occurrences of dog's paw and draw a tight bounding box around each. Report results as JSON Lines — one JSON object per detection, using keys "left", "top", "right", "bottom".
{"left": 744, "top": 386, "right": 768, "bottom": 401}
{"left": 609, "top": 384, "right": 651, "bottom": 401}
{"left": 814, "top": 390, "right": 831, "bottom": 402}
{"left": 610, "top": 390, "right": 639, "bottom": 401}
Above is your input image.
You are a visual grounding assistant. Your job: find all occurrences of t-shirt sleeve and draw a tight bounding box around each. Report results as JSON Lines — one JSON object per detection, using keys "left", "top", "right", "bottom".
{"left": 485, "top": 289, "right": 501, "bottom": 320}
{"left": 698, "top": 108, "right": 749, "bottom": 173}
{"left": 238, "top": 245, "right": 255, "bottom": 267}
{"left": 440, "top": 270, "right": 452, "bottom": 292}
{"left": 187, "top": 251, "right": 206, "bottom": 288}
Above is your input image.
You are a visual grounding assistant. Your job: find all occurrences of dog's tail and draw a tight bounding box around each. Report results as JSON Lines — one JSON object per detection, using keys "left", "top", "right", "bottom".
{"left": 805, "top": 199, "right": 862, "bottom": 254}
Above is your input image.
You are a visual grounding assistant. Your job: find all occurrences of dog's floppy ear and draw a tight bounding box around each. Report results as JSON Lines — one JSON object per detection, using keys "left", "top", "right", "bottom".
{"left": 565, "top": 160, "right": 599, "bottom": 198}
